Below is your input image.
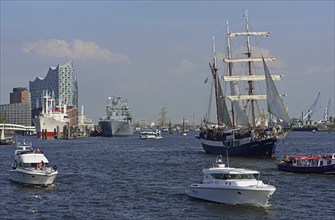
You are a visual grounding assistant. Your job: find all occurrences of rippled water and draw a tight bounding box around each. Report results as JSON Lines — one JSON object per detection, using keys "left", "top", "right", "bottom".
{"left": 1, "top": 131, "right": 334, "bottom": 219}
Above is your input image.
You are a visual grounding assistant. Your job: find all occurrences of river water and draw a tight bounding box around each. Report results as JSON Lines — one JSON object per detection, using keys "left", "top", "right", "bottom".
{"left": 0, "top": 131, "right": 334, "bottom": 219}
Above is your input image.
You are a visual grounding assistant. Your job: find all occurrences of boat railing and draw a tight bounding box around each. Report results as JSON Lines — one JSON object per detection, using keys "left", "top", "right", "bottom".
{"left": 256, "top": 179, "right": 275, "bottom": 188}
{"left": 256, "top": 180, "right": 264, "bottom": 188}
{"left": 267, "top": 179, "right": 275, "bottom": 187}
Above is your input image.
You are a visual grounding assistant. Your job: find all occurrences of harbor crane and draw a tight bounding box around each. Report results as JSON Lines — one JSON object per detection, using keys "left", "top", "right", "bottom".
{"left": 324, "top": 99, "right": 331, "bottom": 121}
{"left": 302, "top": 92, "right": 320, "bottom": 121}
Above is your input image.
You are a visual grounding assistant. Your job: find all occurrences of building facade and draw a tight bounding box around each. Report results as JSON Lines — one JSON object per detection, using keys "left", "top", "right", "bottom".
{"left": 0, "top": 87, "right": 32, "bottom": 126}
{"left": 10, "top": 87, "right": 30, "bottom": 104}
{"left": 29, "top": 60, "right": 78, "bottom": 110}
{"left": 0, "top": 103, "right": 32, "bottom": 126}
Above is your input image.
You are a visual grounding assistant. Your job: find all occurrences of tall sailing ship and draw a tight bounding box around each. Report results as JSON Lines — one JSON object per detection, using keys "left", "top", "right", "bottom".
{"left": 198, "top": 11, "right": 291, "bottom": 158}
{"left": 99, "top": 96, "right": 133, "bottom": 137}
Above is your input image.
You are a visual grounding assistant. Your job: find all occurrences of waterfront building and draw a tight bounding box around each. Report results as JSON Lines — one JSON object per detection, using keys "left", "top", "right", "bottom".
{"left": 0, "top": 103, "right": 32, "bottom": 126}
{"left": 29, "top": 60, "right": 78, "bottom": 125}
{"left": 29, "top": 60, "right": 78, "bottom": 111}
{"left": 0, "top": 87, "right": 32, "bottom": 126}
{"left": 10, "top": 87, "right": 30, "bottom": 104}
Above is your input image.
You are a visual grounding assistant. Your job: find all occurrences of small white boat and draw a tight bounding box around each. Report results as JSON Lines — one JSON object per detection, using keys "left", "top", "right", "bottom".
{"left": 140, "top": 129, "right": 162, "bottom": 139}
{"left": 9, "top": 141, "right": 58, "bottom": 186}
{"left": 187, "top": 155, "right": 276, "bottom": 206}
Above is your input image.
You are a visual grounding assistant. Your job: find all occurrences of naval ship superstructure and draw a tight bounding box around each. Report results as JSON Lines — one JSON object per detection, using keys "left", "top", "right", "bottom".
{"left": 98, "top": 96, "right": 133, "bottom": 137}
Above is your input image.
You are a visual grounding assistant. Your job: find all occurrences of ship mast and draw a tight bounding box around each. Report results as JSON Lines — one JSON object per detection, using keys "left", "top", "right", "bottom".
{"left": 226, "top": 20, "right": 235, "bottom": 128}
{"left": 210, "top": 36, "right": 221, "bottom": 126}
{"left": 244, "top": 10, "right": 256, "bottom": 128}
{"left": 223, "top": 10, "right": 279, "bottom": 129}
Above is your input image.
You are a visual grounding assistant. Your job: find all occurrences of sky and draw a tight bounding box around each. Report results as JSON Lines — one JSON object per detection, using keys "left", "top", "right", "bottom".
{"left": 1, "top": 1, "right": 334, "bottom": 125}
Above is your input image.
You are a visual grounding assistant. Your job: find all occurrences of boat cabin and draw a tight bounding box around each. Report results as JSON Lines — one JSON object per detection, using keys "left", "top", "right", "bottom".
{"left": 140, "top": 129, "right": 162, "bottom": 139}
{"left": 13, "top": 144, "right": 50, "bottom": 170}
{"left": 202, "top": 167, "right": 261, "bottom": 186}
{"left": 284, "top": 153, "right": 335, "bottom": 167}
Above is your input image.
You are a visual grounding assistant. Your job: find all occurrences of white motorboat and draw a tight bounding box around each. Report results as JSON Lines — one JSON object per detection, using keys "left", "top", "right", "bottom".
{"left": 187, "top": 155, "right": 276, "bottom": 206}
{"left": 9, "top": 141, "right": 58, "bottom": 186}
{"left": 140, "top": 129, "right": 162, "bottom": 139}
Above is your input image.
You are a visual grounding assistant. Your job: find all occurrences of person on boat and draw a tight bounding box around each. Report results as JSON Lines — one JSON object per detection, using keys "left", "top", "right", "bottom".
{"left": 283, "top": 155, "right": 289, "bottom": 162}
{"left": 38, "top": 160, "right": 45, "bottom": 170}
{"left": 272, "top": 126, "right": 277, "bottom": 135}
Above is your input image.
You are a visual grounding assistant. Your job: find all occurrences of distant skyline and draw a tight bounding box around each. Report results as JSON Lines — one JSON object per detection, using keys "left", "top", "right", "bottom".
{"left": 1, "top": 1, "right": 334, "bottom": 124}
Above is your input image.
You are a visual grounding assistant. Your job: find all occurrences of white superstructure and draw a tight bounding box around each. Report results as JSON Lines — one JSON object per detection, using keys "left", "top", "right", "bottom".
{"left": 140, "top": 129, "right": 162, "bottom": 139}
{"left": 99, "top": 96, "right": 133, "bottom": 137}
{"left": 33, "top": 91, "right": 69, "bottom": 138}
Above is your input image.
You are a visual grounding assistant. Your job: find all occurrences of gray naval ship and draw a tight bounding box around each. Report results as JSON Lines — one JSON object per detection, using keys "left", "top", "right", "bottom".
{"left": 98, "top": 96, "right": 133, "bottom": 137}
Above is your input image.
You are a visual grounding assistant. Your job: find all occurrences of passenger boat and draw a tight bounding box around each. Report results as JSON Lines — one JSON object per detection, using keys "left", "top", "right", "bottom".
{"left": 9, "top": 141, "right": 58, "bottom": 186}
{"left": 187, "top": 155, "right": 276, "bottom": 206}
{"left": 140, "top": 129, "right": 162, "bottom": 139}
{"left": 197, "top": 10, "right": 291, "bottom": 158}
{"left": 277, "top": 153, "right": 335, "bottom": 174}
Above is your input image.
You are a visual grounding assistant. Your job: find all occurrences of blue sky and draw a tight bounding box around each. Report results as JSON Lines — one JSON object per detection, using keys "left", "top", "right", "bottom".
{"left": 1, "top": 1, "right": 334, "bottom": 124}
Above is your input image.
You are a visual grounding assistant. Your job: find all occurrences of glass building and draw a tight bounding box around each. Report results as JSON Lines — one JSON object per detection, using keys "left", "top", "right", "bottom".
{"left": 29, "top": 60, "right": 78, "bottom": 110}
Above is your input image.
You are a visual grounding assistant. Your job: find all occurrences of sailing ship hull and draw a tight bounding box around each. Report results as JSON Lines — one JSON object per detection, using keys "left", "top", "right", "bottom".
{"left": 99, "top": 119, "right": 133, "bottom": 137}
{"left": 292, "top": 127, "right": 318, "bottom": 132}
{"left": 200, "top": 137, "right": 277, "bottom": 158}
{"left": 33, "top": 117, "right": 66, "bottom": 139}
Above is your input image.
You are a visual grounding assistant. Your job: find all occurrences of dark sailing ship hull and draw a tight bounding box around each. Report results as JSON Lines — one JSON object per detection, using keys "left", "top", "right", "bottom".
{"left": 200, "top": 137, "right": 277, "bottom": 158}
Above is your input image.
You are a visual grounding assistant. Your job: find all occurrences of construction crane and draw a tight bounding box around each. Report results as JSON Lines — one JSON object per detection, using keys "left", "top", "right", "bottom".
{"left": 324, "top": 99, "right": 331, "bottom": 121}
{"left": 302, "top": 92, "right": 320, "bottom": 121}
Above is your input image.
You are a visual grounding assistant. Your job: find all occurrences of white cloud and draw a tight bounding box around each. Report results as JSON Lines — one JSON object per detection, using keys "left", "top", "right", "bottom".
{"left": 22, "top": 39, "right": 130, "bottom": 63}
{"left": 170, "top": 59, "right": 195, "bottom": 76}
{"left": 301, "top": 66, "right": 334, "bottom": 76}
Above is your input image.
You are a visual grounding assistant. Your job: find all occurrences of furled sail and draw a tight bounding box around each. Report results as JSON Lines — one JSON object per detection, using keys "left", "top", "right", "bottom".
{"left": 263, "top": 58, "right": 290, "bottom": 123}
{"left": 224, "top": 57, "right": 277, "bottom": 63}
{"left": 223, "top": 75, "right": 282, "bottom": 81}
